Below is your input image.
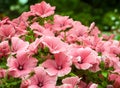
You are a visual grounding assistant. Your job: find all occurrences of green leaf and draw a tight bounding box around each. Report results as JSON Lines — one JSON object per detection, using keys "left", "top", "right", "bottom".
{"left": 101, "top": 81, "right": 108, "bottom": 87}
{"left": 98, "top": 52, "right": 102, "bottom": 56}
{"left": 102, "top": 71, "right": 108, "bottom": 78}
{"left": 108, "top": 67, "right": 114, "bottom": 71}
{"left": 25, "top": 35, "right": 31, "bottom": 41}
{"left": 43, "top": 47, "right": 49, "bottom": 53}
{"left": 98, "top": 85, "right": 103, "bottom": 88}
{"left": 100, "top": 61, "right": 105, "bottom": 70}
{"left": 115, "top": 35, "right": 120, "bottom": 40}
{"left": 0, "top": 57, "right": 8, "bottom": 69}
{"left": 69, "top": 72, "right": 76, "bottom": 76}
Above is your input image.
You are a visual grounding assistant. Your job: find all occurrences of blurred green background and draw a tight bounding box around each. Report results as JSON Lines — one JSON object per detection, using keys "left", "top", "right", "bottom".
{"left": 0, "top": 0, "right": 120, "bottom": 33}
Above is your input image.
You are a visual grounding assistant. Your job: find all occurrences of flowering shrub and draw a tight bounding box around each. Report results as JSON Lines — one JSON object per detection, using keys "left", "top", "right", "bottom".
{"left": 0, "top": 1, "right": 120, "bottom": 88}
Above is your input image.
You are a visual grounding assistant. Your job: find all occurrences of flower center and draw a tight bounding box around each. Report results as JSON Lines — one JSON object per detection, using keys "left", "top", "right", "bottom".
{"left": 18, "top": 65, "right": 23, "bottom": 70}
{"left": 38, "top": 82, "right": 43, "bottom": 87}
{"left": 76, "top": 56, "right": 82, "bottom": 64}
{"left": 57, "top": 65, "right": 62, "bottom": 70}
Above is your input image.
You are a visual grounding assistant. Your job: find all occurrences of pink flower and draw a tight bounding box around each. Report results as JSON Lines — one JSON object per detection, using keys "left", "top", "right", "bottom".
{"left": 0, "top": 24, "right": 15, "bottom": 40}
{"left": 56, "top": 84, "right": 73, "bottom": 88}
{"left": 87, "top": 83, "right": 98, "bottom": 88}
{"left": 30, "top": 22, "right": 45, "bottom": 36}
{"left": 20, "top": 79, "right": 30, "bottom": 88}
{"left": 101, "top": 54, "right": 120, "bottom": 69}
{"left": 28, "top": 67, "right": 57, "bottom": 88}
{"left": 95, "top": 40, "right": 104, "bottom": 53}
{"left": 102, "top": 34, "right": 115, "bottom": 41}
{"left": 7, "top": 51, "right": 38, "bottom": 77}
{"left": 77, "top": 80, "right": 87, "bottom": 88}
{"left": 82, "top": 35, "right": 102, "bottom": 50}
{"left": 30, "top": 1, "right": 55, "bottom": 18}
{"left": 40, "top": 36, "right": 68, "bottom": 54}
{"left": 52, "top": 15, "right": 73, "bottom": 32}
{"left": 42, "top": 52, "right": 72, "bottom": 77}
{"left": 62, "top": 76, "right": 80, "bottom": 87}
{"left": 30, "top": 22, "right": 54, "bottom": 36}
{"left": 27, "top": 38, "right": 41, "bottom": 55}
{"left": 11, "top": 12, "right": 32, "bottom": 36}
{"left": 109, "top": 74, "right": 120, "bottom": 88}
{"left": 60, "top": 21, "right": 88, "bottom": 43}
{"left": 101, "top": 40, "right": 120, "bottom": 56}
{"left": 61, "top": 76, "right": 98, "bottom": 88}
{"left": 0, "top": 41, "right": 10, "bottom": 58}
{"left": 107, "top": 85, "right": 114, "bottom": 88}
{"left": 0, "top": 17, "right": 10, "bottom": 25}
{"left": 70, "top": 21, "right": 88, "bottom": 37}
{"left": 0, "top": 69, "right": 6, "bottom": 78}
{"left": 71, "top": 47, "right": 100, "bottom": 70}
{"left": 11, "top": 37, "right": 29, "bottom": 54}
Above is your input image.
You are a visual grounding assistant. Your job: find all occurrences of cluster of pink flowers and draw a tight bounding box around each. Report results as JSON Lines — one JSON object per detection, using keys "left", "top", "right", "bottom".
{"left": 0, "top": 1, "right": 120, "bottom": 88}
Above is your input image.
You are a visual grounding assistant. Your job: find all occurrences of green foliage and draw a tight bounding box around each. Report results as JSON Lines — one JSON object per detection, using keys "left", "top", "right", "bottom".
{"left": 0, "top": 0, "right": 120, "bottom": 34}
{"left": 63, "top": 61, "right": 114, "bottom": 88}
{"left": 0, "top": 75, "right": 21, "bottom": 88}
{"left": 25, "top": 28, "right": 35, "bottom": 42}
{"left": 115, "top": 35, "right": 120, "bottom": 40}
{"left": 0, "top": 57, "right": 8, "bottom": 69}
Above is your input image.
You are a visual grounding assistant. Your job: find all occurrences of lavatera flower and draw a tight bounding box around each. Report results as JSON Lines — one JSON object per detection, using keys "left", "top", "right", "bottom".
{"left": 30, "top": 1, "right": 55, "bottom": 18}
{"left": 7, "top": 51, "right": 38, "bottom": 78}
{"left": 42, "top": 52, "right": 72, "bottom": 77}
{"left": 25, "top": 67, "right": 57, "bottom": 88}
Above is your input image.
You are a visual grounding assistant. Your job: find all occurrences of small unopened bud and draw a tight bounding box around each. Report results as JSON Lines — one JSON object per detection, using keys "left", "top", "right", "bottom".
{"left": 107, "top": 85, "right": 114, "bottom": 88}
{"left": 89, "top": 22, "right": 95, "bottom": 31}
